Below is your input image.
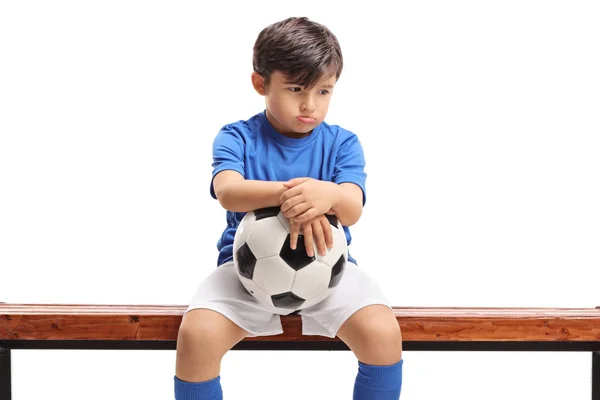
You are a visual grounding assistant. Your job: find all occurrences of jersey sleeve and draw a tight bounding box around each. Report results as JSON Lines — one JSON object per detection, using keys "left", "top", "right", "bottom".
{"left": 333, "top": 134, "right": 367, "bottom": 205}
{"left": 210, "top": 125, "right": 246, "bottom": 199}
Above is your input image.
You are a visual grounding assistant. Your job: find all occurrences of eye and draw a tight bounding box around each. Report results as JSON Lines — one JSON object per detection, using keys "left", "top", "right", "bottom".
{"left": 288, "top": 87, "right": 301, "bottom": 93}
{"left": 318, "top": 90, "right": 330, "bottom": 95}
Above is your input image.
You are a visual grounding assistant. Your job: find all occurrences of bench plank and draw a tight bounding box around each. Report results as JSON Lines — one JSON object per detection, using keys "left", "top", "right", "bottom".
{"left": 2, "top": 304, "right": 600, "bottom": 342}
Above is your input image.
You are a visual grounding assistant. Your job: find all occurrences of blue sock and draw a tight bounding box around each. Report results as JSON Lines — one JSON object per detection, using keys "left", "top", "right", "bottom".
{"left": 353, "top": 359, "right": 403, "bottom": 400}
{"left": 174, "top": 375, "right": 223, "bottom": 400}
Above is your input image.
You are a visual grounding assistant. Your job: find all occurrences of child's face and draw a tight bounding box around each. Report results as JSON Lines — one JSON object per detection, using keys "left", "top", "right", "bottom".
{"left": 254, "top": 70, "right": 337, "bottom": 138}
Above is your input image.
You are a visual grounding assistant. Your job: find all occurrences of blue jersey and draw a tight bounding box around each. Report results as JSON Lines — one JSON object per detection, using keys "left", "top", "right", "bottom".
{"left": 210, "top": 111, "right": 367, "bottom": 266}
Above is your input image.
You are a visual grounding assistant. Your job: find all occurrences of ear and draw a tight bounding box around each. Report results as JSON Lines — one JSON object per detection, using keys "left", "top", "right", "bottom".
{"left": 251, "top": 72, "right": 266, "bottom": 95}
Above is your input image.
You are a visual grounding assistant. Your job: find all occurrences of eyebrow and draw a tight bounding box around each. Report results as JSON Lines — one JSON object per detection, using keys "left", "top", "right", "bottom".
{"left": 283, "top": 81, "right": 334, "bottom": 89}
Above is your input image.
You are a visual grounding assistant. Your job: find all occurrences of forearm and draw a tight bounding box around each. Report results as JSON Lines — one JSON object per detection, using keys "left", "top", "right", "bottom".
{"left": 216, "top": 179, "right": 287, "bottom": 212}
{"left": 330, "top": 183, "right": 363, "bottom": 226}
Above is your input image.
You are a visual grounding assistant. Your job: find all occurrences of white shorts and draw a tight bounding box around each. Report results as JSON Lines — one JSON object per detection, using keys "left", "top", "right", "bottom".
{"left": 185, "top": 261, "right": 390, "bottom": 338}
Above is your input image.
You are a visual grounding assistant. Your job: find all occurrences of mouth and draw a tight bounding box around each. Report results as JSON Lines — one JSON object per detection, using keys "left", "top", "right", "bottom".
{"left": 297, "top": 116, "right": 316, "bottom": 124}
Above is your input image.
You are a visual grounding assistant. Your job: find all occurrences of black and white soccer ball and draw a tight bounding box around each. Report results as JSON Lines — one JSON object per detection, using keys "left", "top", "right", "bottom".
{"left": 233, "top": 206, "right": 348, "bottom": 310}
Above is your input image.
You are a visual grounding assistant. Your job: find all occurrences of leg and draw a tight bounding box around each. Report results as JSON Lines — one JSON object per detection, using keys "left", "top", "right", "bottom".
{"left": 0, "top": 348, "right": 10, "bottom": 400}
{"left": 337, "top": 304, "right": 403, "bottom": 365}
{"left": 593, "top": 351, "right": 600, "bottom": 400}
{"left": 174, "top": 262, "right": 284, "bottom": 399}
{"left": 300, "top": 263, "right": 403, "bottom": 399}
{"left": 176, "top": 308, "right": 248, "bottom": 382}
{"left": 338, "top": 305, "right": 403, "bottom": 399}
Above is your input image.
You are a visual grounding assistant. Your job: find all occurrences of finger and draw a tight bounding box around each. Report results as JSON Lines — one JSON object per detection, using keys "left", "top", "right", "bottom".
{"left": 278, "top": 186, "right": 303, "bottom": 207}
{"left": 280, "top": 195, "right": 304, "bottom": 214}
{"left": 284, "top": 203, "right": 310, "bottom": 220}
{"left": 293, "top": 208, "right": 318, "bottom": 224}
{"left": 279, "top": 190, "right": 290, "bottom": 206}
{"left": 283, "top": 177, "right": 310, "bottom": 188}
{"left": 302, "top": 223, "right": 314, "bottom": 257}
{"left": 311, "top": 220, "right": 327, "bottom": 256}
{"left": 320, "top": 217, "right": 334, "bottom": 249}
{"left": 289, "top": 222, "right": 300, "bottom": 250}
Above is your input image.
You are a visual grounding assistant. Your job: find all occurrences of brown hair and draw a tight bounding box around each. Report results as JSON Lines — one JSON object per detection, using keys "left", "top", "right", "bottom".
{"left": 253, "top": 17, "right": 343, "bottom": 89}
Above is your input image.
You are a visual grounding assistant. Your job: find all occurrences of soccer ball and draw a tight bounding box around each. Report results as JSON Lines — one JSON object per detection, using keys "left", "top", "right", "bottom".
{"left": 233, "top": 206, "right": 348, "bottom": 310}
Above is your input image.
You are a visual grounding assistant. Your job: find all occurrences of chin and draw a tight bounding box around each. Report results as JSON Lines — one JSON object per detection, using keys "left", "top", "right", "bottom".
{"left": 294, "top": 121, "right": 318, "bottom": 132}
{"left": 299, "top": 125, "right": 314, "bottom": 133}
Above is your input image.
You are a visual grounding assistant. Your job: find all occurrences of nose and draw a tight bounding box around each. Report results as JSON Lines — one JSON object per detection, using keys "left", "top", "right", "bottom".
{"left": 300, "top": 95, "right": 316, "bottom": 113}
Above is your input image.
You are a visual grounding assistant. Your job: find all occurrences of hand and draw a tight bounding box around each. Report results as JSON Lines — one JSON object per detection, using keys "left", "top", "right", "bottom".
{"left": 289, "top": 215, "right": 334, "bottom": 257}
{"left": 279, "top": 178, "right": 340, "bottom": 224}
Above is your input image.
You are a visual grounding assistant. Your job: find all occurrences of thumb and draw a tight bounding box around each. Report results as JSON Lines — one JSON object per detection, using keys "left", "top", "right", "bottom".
{"left": 283, "top": 177, "right": 309, "bottom": 188}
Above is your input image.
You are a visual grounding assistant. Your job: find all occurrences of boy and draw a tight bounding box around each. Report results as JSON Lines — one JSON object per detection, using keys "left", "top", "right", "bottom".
{"left": 175, "top": 17, "right": 403, "bottom": 399}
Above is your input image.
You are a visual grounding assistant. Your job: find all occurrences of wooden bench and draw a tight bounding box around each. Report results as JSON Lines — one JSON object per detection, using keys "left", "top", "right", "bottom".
{"left": 2, "top": 304, "right": 600, "bottom": 399}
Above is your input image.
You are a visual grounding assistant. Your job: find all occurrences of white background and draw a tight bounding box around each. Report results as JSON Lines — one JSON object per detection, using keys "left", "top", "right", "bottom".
{"left": 1, "top": 1, "right": 599, "bottom": 399}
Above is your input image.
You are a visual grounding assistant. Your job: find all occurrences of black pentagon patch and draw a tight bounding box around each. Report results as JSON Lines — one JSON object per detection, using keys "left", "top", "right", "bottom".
{"left": 254, "top": 206, "right": 281, "bottom": 220}
{"left": 325, "top": 214, "right": 339, "bottom": 229}
{"left": 236, "top": 243, "right": 256, "bottom": 279}
{"left": 280, "top": 234, "right": 315, "bottom": 270}
{"left": 272, "top": 292, "right": 305, "bottom": 309}
{"left": 329, "top": 255, "right": 346, "bottom": 288}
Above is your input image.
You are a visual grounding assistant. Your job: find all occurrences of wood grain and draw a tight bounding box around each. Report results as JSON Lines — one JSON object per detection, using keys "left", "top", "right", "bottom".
{"left": 1, "top": 304, "right": 600, "bottom": 342}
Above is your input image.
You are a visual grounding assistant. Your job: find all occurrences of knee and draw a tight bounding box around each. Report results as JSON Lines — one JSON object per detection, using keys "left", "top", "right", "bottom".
{"left": 176, "top": 312, "right": 227, "bottom": 360}
{"left": 339, "top": 305, "right": 403, "bottom": 365}
{"left": 367, "top": 322, "right": 403, "bottom": 364}
{"left": 354, "top": 313, "right": 403, "bottom": 365}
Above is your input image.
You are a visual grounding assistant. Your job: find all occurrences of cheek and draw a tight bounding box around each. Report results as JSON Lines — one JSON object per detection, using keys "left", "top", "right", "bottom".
{"left": 266, "top": 97, "right": 280, "bottom": 113}
{"left": 273, "top": 97, "right": 295, "bottom": 115}
{"left": 317, "top": 98, "right": 332, "bottom": 113}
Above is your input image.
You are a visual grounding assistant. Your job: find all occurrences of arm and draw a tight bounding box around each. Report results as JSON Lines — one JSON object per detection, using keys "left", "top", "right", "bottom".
{"left": 330, "top": 182, "right": 363, "bottom": 226}
{"left": 283, "top": 181, "right": 361, "bottom": 257}
{"left": 213, "top": 170, "right": 287, "bottom": 213}
{"left": 279, "top": 178, "right": 364, "bottom": 227}
{"left": 328, "top": 133, "right": 367, "bottom": 226}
